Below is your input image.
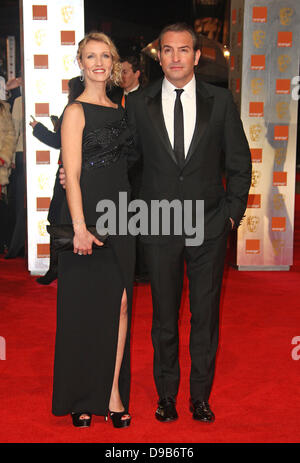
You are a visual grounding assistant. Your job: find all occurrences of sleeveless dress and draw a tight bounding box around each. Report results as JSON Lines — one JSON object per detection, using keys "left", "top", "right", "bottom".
{"left": 52, "top": 102, "right": 135, "bottom": 416}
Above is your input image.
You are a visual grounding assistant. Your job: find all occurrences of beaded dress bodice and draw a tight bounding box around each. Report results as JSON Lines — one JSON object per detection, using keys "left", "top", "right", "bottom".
{"left": 60, "top": 101, "right": 134, "bottom": 226}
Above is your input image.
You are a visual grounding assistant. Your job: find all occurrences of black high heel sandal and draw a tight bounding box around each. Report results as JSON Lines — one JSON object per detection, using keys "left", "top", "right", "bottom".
{"left": 106, "top": 410, "right": 131, "bottom": 428}
{"left": 71, "top": 412, "right": 92, "bottom": 428}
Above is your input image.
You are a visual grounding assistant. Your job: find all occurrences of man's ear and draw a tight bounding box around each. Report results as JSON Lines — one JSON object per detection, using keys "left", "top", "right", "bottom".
{"left": 136, "top": 70, "right": 141, "bottom": 79}
{"left": 194, "top": 49, "right": 201, "bottom": 66}
{"left": 158, "top": 50, "right": 161, "bottom": 65}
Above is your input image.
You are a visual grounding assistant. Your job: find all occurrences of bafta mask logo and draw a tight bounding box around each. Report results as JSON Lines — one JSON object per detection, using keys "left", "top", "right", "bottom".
{"left": 251, "top": 78, "right": 264, "bottom": 95}
{"left": 37, "top": 174, "right": 49, "bottom": 191}
{"left": 276, "top": 102, "right": 289, "bottom": 120}
{"left": 63, "top": 55, "right": 73, "bottom": 72}
{"left": 280, "top": 8, "right": 293, "bottom": 26}
{"left": 34, "top": 29, "right": 46, "bottom": 47}
{"left": 61, "top": 6, "right": 74, "bottom": 24}
{"left": 272, "top": 239, "right": 284, "bottom": 256}
{"left": 278, "top": 55, "right": 291, "bottom": 73}
{"left": 251, "top": 170, "right": 261, "bottom": 188}
{"left": 274, "top": 148, "right": 286, "bottom": 166}
{"left": 35, "top": 79, "right": 46, "bottom": 95}
{"left": 247, "top": 216, "right": 259, "bottom": 233}
{"left": 273, "top": 193, "right": 285, "bottom": 211}
{"left": 250, "top": 124, "right": 262, "bottom": 142}
{"left": 253, "top": 30, "right": 266, "bottom": 49}
{"left": 38, "top": 219, "right": 47, "bottom": 237}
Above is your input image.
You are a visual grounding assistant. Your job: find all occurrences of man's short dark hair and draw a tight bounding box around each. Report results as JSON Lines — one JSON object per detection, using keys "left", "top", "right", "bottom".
{"left": 120, "top": 56, "right": 141, "bottom": 74}
{"left": 158, "top": 23, "right": 199, "bottom": 51}
{"left": 120, "top": 55, "right": 148, "bottom": 87}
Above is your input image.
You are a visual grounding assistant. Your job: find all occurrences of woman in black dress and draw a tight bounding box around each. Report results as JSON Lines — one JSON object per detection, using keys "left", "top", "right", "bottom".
{"left": 52, "top": 32, "right": 135, "bottom": 428}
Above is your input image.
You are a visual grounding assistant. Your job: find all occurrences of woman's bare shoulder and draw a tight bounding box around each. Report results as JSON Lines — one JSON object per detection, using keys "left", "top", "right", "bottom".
{"left": 63, "top": 101, "right": 84, "bottom": 124}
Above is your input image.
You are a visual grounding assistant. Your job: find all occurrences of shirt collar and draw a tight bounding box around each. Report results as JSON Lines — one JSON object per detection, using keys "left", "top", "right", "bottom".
{"left": 162, "top": 75, "right": 196, "bottom": 98}
{"left": 124, "top": 84, "right": 140, "bottom": 96}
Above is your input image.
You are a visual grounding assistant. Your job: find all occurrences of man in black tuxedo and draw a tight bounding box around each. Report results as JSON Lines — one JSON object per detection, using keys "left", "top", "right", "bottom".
{"left": 126, "top": 23, "right": 251, "bottom": 423}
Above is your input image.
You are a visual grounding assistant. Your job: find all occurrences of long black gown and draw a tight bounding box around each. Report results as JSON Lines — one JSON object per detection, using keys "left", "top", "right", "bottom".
{"left": 52, "top": 102, "right": 135, "bottom": 417}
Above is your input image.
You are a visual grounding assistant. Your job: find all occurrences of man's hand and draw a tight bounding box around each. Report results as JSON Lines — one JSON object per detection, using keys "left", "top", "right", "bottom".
{"left": 29, "top": 115, "right": 38, "bottom": 129}
{"left": 229, "top": 217, "right": 234, "bottom": 229}
{"left": 59, "top": 167, "right": 66, "bottom": 189}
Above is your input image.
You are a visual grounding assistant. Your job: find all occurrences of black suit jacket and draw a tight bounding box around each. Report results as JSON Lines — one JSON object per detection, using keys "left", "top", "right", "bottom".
{"left": 126, "top": 77, "right": 252, "bottom": 242}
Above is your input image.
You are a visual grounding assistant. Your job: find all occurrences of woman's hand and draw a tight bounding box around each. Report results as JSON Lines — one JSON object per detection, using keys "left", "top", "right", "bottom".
{"left": 73, "top": 225, "right": 104, "bottom": 255}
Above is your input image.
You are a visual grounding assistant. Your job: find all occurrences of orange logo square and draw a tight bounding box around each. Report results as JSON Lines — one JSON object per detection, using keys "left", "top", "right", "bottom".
{"left": 277, "top": 31, "right": 292, "bottom": 47}
{"left": 36, "top": 151, "right": 50, "bottom": 164}
{"left": 249, "top": 102, "right": 264, "bottom": 117}
{"left": 276, "top": 79, "right": 290, "bottom": 94}
{"left": 246, "top": 239, "right": 260, "bottom": 254}
{"left": 252, "top": 7, "right": 267, "bottom": 23}
{"left": 35, "top": 103, "right": 49, "bottom": 117}
{"left": 34, "top": 55, "right": 48, "bottom": 69}
{"left": 274, "top": 126, "right": 289, "bottom": 140}
{"left": 237, "top": 31, "right": 242, "bottom": 46}
{"left": 251, "top": 55, "right": 265, "bottom": 70}
{"left": 32, "top": 5, "right": 47, "bottom": 20}
{"left": 247, "top": 194, "right": 261, "bottom": 208}
{"left": 62, "top": 79, "right": 69, "bottom": 93}
{"left": 271, "top": 217, "right": 286, "bottom": 231}
{"left": 61, "top": 31, "right": 75, "bottom": 45}
{"left": 37, "top": 243, "right": 50, "bottom": 258}
{"left": 36, "top": 197, "right": 51, "bottom": 211}
{"left": 251, "top": 148, "right": 262, "bottom": 163}
{"left": 273, "top": 172, "right": 287, "bottom": 186}
{"left": 232, "top": 9, "right": 237, "bottom": 24}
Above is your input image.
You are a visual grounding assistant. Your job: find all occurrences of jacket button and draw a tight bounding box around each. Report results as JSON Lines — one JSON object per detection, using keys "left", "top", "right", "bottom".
{"left": 179, "top": 176, "right": 183, "bottom": 181}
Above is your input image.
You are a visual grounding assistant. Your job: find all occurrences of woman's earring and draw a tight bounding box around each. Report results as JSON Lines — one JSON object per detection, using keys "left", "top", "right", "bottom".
{"left": 80, "top": 69, "right": 84, "bottom": 82}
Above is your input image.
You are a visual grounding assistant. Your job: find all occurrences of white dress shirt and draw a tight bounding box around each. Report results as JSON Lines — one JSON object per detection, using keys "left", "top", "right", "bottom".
{"left": 161, "top": 75, "right": 196, "bottom": 157}
{"left": 124, "top": 84, "right": 140, "bottom": 96}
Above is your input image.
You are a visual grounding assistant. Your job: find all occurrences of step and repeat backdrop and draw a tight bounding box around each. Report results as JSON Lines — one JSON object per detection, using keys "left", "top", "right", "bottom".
{"left": 21, "top": 0, "right": 84, "bottom": 274}
{"left": 21, "top": 0, "right": 299, "bottom": 274}
{"left": 230, "top": 0, "right": 299, "bottom": 269}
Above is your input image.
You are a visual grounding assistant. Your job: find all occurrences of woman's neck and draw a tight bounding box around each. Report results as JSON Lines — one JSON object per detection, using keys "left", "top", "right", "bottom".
{"left": 78, "top": 81, "right": 114, "bottom": 106}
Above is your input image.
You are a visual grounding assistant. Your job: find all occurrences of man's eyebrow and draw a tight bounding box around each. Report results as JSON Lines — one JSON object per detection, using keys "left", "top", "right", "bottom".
{"left": 162, "top": 45, "right": 191, "bottom": 49}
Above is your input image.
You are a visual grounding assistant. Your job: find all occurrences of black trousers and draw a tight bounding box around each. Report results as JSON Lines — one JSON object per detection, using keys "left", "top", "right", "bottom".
{"left": 143, "top": 221, "right": 230, "bottom": 402}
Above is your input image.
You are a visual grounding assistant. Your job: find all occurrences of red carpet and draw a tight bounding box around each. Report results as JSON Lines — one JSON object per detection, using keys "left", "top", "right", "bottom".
{"left": 0, "top": 195, "right": 300, "bottom": 443}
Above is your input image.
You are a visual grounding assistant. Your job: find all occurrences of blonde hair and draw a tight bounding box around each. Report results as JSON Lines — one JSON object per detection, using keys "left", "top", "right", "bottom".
{"left": 77, "top": 32, "right": 122, "bottom": 87}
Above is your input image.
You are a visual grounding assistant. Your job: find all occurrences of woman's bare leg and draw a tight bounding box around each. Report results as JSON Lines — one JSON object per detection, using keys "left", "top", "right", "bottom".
{"left": 108, "top": 289, "right": 130, "bottom": 419}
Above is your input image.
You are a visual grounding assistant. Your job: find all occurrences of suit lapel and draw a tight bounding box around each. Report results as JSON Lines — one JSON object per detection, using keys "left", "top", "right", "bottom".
{"left": 144, "top": 78, "right": 214, "bottom": 169}
{"left": 145, "top": 82, "right": 179, "bottom": 166}
{"left": 184, "top": 84, "right": 214, "bottom": 167}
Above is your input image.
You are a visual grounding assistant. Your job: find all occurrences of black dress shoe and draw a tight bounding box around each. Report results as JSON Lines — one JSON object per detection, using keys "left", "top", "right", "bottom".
{"left": 36, "top": 269, "right": 57, "bottom": 285}
{"left": 190, "top": 400, "right": 215, "bottom": 423}
{"left": 155, "top": 397, "right": 178, "bottom": 422}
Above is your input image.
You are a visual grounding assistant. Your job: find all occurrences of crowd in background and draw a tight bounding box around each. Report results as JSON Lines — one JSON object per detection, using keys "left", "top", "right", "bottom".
{"left": 0, "top": 76, "right": 24, "bottom": 258}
